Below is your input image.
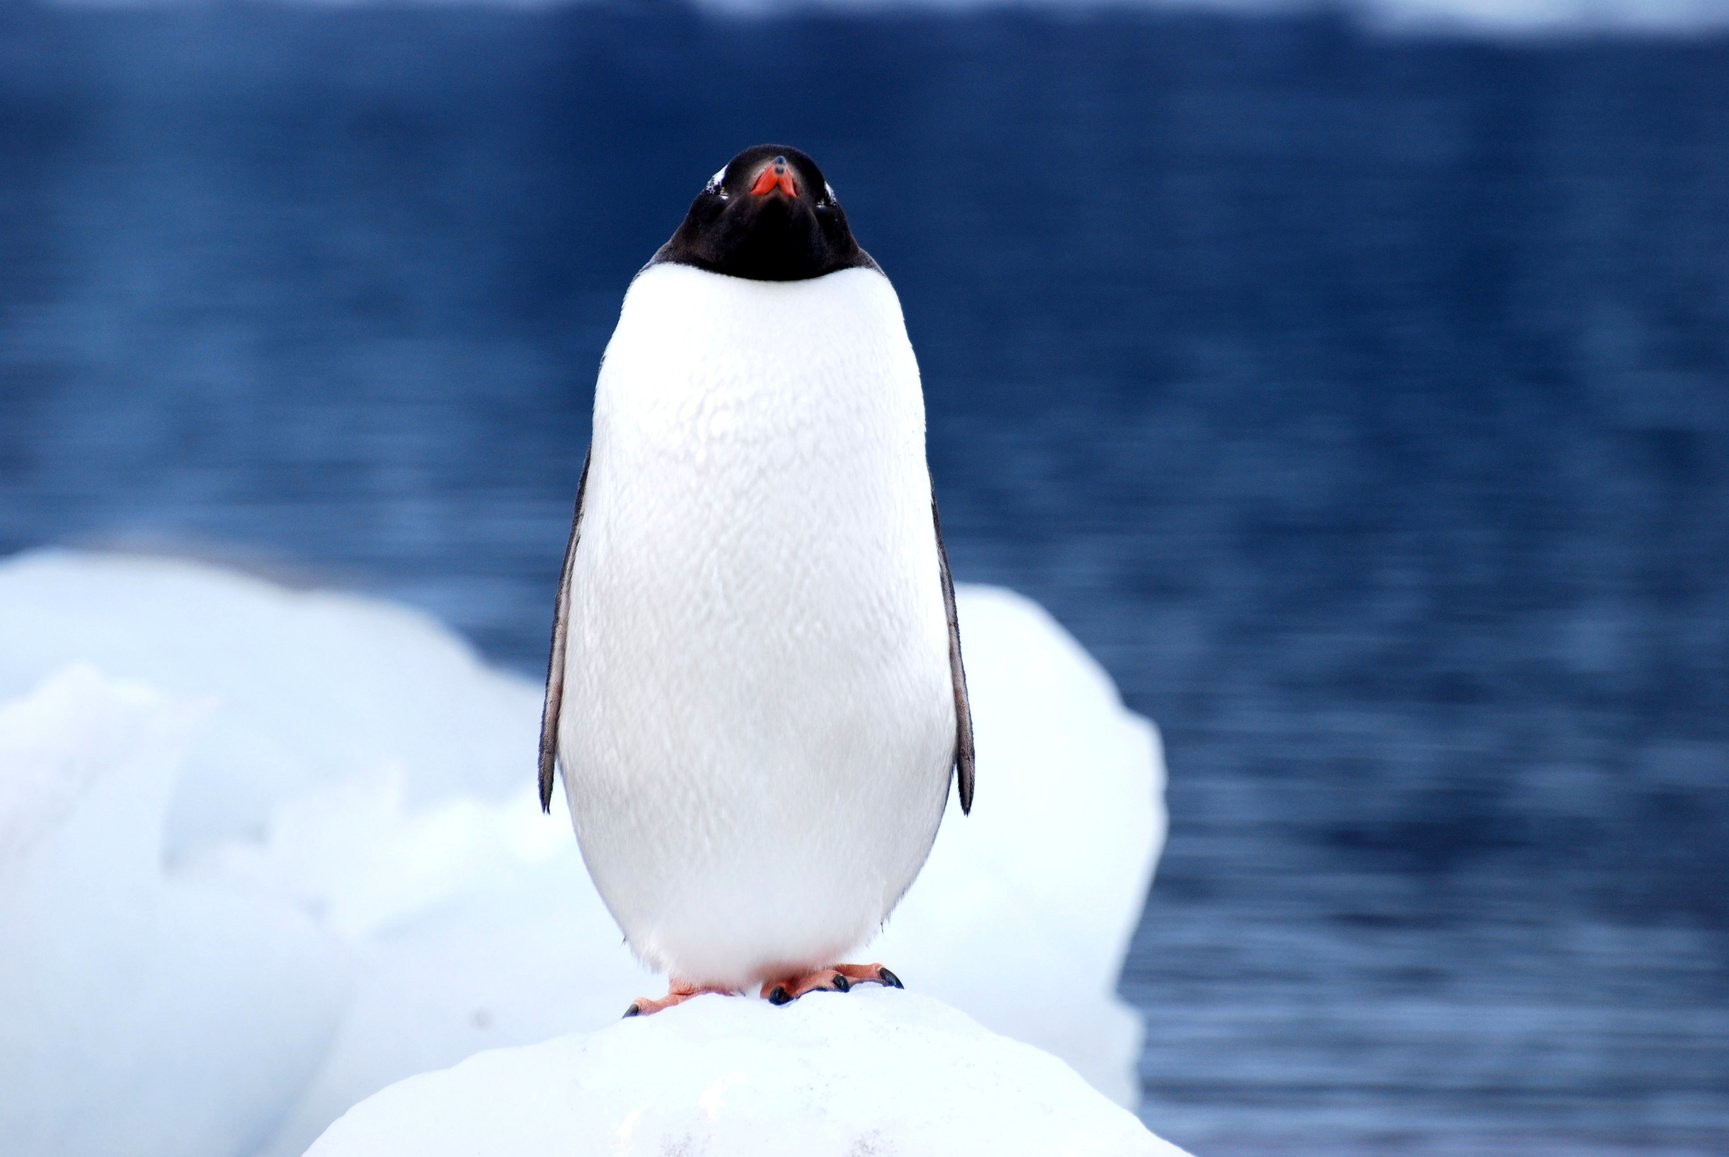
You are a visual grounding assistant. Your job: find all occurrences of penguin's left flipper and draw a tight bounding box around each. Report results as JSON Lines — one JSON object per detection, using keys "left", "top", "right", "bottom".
{"left": 539, "top": 448, "right": 592, "bottom": 813}
{"left": 933, "top": 497, "right": 975, "bottom": 815}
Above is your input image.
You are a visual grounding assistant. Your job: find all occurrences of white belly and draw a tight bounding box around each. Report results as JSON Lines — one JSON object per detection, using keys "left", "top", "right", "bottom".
{"left": 557, "top": 264, "right": 955, "bottom": 988}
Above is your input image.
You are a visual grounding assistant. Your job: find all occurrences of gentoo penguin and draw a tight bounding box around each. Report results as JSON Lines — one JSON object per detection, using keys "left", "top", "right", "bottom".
{"left": 538, "top": 145, "right": 973, "bottom": 1016}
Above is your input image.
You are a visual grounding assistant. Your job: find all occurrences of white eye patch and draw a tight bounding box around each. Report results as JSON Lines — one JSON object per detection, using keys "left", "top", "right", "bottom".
{"left": 823, "top": 181, "right": 837, "bottom": 204}
{"left": 707, "top": 167, "right": 727, "bottom": 192}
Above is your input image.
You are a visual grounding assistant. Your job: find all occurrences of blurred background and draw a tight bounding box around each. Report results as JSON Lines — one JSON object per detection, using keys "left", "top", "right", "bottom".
{"left": 1, "top": 1, "right": 1726, "bottom": 1152}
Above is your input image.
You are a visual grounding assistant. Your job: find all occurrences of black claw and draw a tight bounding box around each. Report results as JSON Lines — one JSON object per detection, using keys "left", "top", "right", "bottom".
{"left": 878, "top": 966, "right": 903, "bottom": 989}
{"left": 623, "top": 1003, "right": 642, "bottom": 1018}
{"left": 768, "top": 986, "right": 793, "bottom": 1006}
{"left": 832, "top": 973, "right": 851, "bottom": 992}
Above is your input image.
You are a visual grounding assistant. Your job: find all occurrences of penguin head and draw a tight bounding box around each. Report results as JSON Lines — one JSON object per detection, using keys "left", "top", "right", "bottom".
{"left": 652, "top": 145, "right": 876, "bottom": 282}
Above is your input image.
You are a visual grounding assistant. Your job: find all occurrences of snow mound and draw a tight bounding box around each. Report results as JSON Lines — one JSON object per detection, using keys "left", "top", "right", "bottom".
{"left": 0, "top": 666, "right": 347, "bottom": 1157}
{"left": 307, "top": 988, "right": 1190, "bottom": 1157}
{"left": 0, "top": 549, "right": 1168, "bottom": 1155}
{"left": 0, "top": 549, "right": 536, "bottom": 857}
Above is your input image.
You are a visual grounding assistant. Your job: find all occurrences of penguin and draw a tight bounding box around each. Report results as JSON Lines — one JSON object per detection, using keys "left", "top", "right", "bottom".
{"left": 538, "top": 145, "right": 973, "bottom": 1016}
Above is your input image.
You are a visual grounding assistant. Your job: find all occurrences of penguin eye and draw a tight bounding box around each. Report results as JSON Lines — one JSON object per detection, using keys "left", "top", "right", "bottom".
{"left": 706, "top": 167, "right": 728, "bottom": 200}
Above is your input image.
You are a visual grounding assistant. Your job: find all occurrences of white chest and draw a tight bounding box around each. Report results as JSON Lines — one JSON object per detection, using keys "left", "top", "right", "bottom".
{"left": 576, "top": 264, "right": 940, "bottom": 661}
{"left": 595, "top": 263, "right": 925, "bottom": 510}
{"left": 556, "top": 263, "right": 956, "bottom": 984}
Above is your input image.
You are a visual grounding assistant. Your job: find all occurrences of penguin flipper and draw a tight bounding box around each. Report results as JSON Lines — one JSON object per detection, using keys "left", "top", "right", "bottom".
{"left": 539, "top": 449, "right": 592, "bottom": 813}
{"left": 932, "top": 497, "right": 975, "bottom": 815}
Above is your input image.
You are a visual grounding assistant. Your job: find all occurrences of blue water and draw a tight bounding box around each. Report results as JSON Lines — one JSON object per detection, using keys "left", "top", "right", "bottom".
{"left": 1, "top": 7, "right": 1726, "bottom": 1152}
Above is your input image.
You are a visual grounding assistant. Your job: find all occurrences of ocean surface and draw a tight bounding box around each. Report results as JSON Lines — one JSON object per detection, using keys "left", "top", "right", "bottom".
{"left": 2, "top": 6, "right": 1726, "bottom": 1152}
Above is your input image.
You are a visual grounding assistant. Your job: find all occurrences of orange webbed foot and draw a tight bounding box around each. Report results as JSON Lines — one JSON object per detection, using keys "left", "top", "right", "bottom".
{"left": 622, "top": 981, "right": 735, "bottom": 1018}
{"left": 759, "top": 963, "right": 904, "bottom": 1005}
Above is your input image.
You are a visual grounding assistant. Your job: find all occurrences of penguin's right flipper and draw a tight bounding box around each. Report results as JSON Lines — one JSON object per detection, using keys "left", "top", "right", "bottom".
{"left": 539, "top": 449, "right": 591, "bottom": 813}
{"left": 932, "top": 497, "right": 975, "bottom": 814}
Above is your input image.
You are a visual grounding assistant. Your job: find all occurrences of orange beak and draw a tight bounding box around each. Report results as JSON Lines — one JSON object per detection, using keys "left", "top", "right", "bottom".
{"left": 750, "top": 156, "right": 799, "bottom": 199}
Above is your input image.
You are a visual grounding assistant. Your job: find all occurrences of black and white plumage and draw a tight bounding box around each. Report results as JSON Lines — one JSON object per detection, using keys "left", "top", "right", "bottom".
{"left": 538, "top": 144, "right": 972, "bottom": 996}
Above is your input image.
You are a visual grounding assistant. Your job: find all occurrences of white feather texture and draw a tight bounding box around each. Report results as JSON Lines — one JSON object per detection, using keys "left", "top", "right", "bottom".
{"left": 557, "top": 262, "right": 956, "bottom": 989}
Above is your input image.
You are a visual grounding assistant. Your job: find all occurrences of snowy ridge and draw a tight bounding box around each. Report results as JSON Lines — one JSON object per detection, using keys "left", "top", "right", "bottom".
{"left": 0, "top": 549, "right": 1169, "bottom": 1155}
{"left": 35, "top": 0, "right": 1729, "bottom": 39}
{"left": 0, "top": 667, "right": 347, "bottom": 1157}
{"left": 307, "top": 989, "right": 1192, "bottom": 1156}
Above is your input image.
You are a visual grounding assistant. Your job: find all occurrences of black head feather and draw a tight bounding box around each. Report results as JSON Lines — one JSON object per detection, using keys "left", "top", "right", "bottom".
{"left": 649, "top": 145, "right": 878, "bottom": 282}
